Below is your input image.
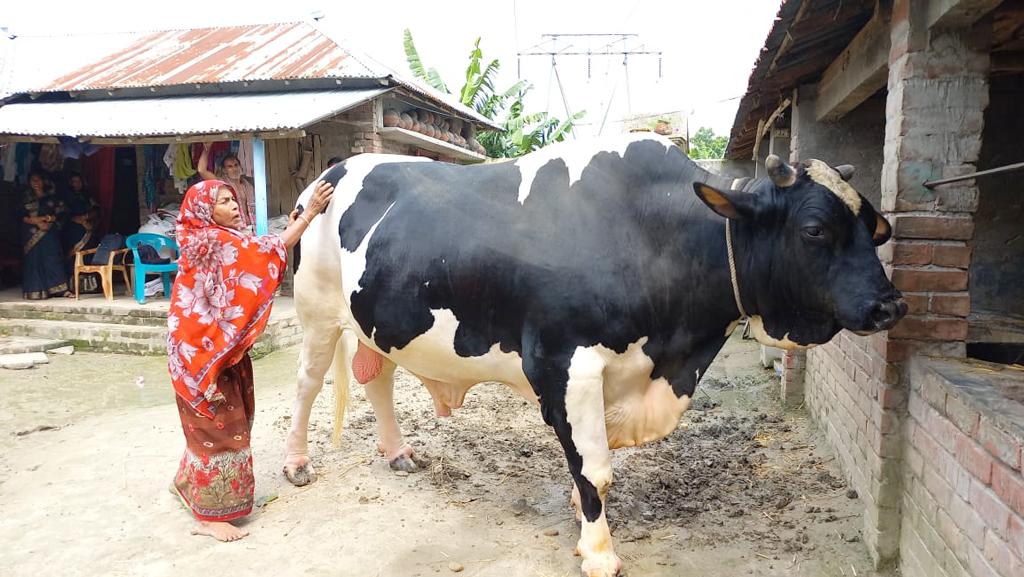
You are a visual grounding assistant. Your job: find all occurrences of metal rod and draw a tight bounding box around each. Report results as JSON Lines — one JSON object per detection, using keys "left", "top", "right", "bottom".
{"left": 518, "top": 50, "right": 662, "bottom": 56}
{"left": 542, "top": 33, "right": 638, "bottom": 37}
{"left": 923, "top": 161, "right": 1024, "bottom": 188}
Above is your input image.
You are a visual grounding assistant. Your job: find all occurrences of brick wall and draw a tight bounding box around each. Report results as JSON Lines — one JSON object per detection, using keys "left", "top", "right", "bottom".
{"left": 794, "top": 2, "right": 993, "bottom": 568}
{"left": 805, "top": 333, "right": 904, "bottom": 564}
{"left": 791, "top": 61, "right": 901, "bottom": 566}
{"left": 900, "top": 360, "right": 1024, "bottom": 577}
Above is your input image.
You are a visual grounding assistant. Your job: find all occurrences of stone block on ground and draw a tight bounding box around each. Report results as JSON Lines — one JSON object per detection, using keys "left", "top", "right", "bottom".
{"left": 0, "top": 352, "right": 50, "bottom": 369}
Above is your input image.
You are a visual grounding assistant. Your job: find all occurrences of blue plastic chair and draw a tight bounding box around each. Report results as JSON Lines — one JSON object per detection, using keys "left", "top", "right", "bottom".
{"left": 126, "top": 233, "right": 179, "bottom": 304}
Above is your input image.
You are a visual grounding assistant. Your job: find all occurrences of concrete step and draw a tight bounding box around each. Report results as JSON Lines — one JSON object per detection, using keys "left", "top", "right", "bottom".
{"left": 0, "top": 314, "right": 301, "bottom": 357}
{"left": 0, "top": 336, "right": 72, "bottom": 355}
{"left": 0, "top": 301, "right": 168, "bottom": 327}
{"left": 0, "top": 318, "right": 167, "bottom": 355}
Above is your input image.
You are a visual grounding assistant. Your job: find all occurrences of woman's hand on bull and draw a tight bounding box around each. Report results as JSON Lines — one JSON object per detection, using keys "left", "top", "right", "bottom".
{"left": 306, "top": 180, "right": 334, "bottom": 215}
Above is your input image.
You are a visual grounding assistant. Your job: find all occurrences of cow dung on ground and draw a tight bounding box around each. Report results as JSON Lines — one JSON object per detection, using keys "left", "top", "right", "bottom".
{"left": 281, "top": 337, "right": 870, "bottom": 568}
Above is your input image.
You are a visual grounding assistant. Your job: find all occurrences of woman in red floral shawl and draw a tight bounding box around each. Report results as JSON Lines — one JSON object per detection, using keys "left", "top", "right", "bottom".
{"left": 168, "top": 178, "right": 333, "bottom": 542}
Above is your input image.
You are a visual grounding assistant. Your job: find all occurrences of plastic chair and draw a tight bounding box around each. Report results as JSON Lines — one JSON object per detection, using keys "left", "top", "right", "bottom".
{"left": 74, "top": 246, "right": 131, "bottom": 301}
{"left": 126, "top": 233, "right": 179, "bottom": 304}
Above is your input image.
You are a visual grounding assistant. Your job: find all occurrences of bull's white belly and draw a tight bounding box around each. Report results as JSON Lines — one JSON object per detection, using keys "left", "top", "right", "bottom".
{"left": 588, "top": 338, "right": 692, "bottom": 449}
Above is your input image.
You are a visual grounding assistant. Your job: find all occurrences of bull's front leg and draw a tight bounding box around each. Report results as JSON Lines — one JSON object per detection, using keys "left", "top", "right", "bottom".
{"left": 530, "top": 347, "right": 621, "bottom": 577}
{"left": 283, "top": 325, "right": 341, "bottom": 486}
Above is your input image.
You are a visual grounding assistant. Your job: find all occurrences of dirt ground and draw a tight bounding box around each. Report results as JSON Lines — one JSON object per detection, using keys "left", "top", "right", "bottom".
{"left": 0, "top": 334, "right": 878, "bottom": 577}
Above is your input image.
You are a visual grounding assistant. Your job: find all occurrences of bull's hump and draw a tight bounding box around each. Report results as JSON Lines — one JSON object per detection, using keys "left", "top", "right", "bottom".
{"left": 514, "top": 133, "right": 673, "bottom": 204}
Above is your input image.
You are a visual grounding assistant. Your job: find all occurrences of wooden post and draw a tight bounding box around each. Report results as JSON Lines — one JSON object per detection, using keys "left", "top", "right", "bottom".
{"left": 253, "top": 137, "right": 268, "bottom": 235}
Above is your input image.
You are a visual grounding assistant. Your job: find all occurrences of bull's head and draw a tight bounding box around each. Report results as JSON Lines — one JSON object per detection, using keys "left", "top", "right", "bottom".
{"left": 693, "top": 155, "right": 907, "bottom": 349}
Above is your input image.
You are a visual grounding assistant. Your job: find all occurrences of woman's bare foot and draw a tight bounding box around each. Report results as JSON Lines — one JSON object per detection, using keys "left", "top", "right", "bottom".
{"left": 283, "top": 454, "right": 316, "bottom": 487}
{"left": 191, "top": 520, "right": 248, "bottom": 542}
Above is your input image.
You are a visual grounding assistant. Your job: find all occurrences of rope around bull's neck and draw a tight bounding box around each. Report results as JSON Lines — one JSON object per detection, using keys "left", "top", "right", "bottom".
{"left": 725, "top": 218, "right": 748, "bottom": 319}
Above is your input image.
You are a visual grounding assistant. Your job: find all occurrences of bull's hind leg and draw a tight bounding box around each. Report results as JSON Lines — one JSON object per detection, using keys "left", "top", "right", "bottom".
{"left": 361, "top": 355, "right": 429, "bottom": 472}
{"left": 283, "top": 323, "right": 341, "bottom": 486}
{"left": 527, "top": 347, "right": 621, "bottom": 577}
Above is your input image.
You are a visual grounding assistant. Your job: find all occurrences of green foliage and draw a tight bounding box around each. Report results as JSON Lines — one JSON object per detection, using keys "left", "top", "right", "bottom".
{"left": 688, "top": 127, "right": 728, "bottom": 160}
{"left": 403, "top": 29, "right": 584, "bottom": 158}
{"left": 403, "top": 29, "right": 448, "bottom": 93}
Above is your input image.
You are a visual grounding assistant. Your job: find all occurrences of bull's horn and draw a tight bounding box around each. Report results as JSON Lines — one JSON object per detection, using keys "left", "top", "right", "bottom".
{"left": 765, "top": 154, "right": 796, "bottom": 188}
{"left": 835, "top": 164, "right": 855, "bottom": 181}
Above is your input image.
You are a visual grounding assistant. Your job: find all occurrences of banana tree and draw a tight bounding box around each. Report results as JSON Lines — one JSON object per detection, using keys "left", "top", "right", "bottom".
{"left": 403, "top": 29, "right": 584, "bottom": 158}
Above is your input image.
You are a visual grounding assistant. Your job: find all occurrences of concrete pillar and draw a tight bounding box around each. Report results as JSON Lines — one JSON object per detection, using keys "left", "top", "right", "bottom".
{"left": 252, "top": 137, "right": 268, "bottom": 235}
{"left": 867, "top": 0, "right": 991, "bottom": 565}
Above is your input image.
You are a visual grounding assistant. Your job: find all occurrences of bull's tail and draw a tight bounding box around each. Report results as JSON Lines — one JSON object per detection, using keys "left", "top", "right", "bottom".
{"left": 331, "top": 331, "right": 353, "bottom": 446}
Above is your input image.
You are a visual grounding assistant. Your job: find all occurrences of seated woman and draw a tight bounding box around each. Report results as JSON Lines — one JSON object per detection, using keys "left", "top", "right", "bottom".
{"left": 19, "top": 171, "right": 72, "bottom": 299}
{"left": 61, "top": 173, "right": 101, "bottom": 292}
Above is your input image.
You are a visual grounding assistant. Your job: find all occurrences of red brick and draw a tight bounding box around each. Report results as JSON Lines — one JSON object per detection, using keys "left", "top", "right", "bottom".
{"left": 1009, "top": 514, "right": 1024, "bottom": 560}
{"left": 971, "top": 480, "right": 1012, "bottom": 537}
{"left": 949, "top": 493, "right": 987, "bottom": 547}
{"left": 891, "top": 268, "right": 969, "bottom": 292}
{"left": 888, "top": 315, "right": 968, "bottom": 341}
{"left": 921, "top": 376, "right": 949, "bottom": 410}
{"left": 925, "top": 403, "right": 954, "bottom": 452}
{"left": 931, "top": 293, "right": 972, "bottom": 317}
{"left": 946, "top": 393, "right": 981, "bottom": 436}
{"left": 924, "top": 465, "right": 955, "bottom": 508}
{"left": 887, "top": 242, "right": 933, "bottom": 265}
{"left": 992, "top": 464, "right": 1024, "bottom": 519}
{"left": 880, "top": 386, "right": 907, "bottom": 409}
{"left": 955, "top": 431, "right": 994, "bottom": 485}
{"left": 968, "top": 546, "right": 1002, "bottom": 577}
{"left": 902, "top": 292, "right": 930, "bottom": 315}
{"left": 983, "top": 530, "right": 1021, "bottom": 577}
{"left": 980, "top": 417, "right": 1022, "bottom": 471}
{"left": 871, "top": 404, "right": 898, "bottom": 435}
{"left": 892, "top": 214, "right": 975, "bottom": 240}
{"left": 932, "top": 244, "right": 973, "bottom": 268}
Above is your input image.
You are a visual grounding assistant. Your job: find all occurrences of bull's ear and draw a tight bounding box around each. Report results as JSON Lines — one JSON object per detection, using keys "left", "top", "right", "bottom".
{"left": 872, "top": 213, "right": 892, "bottom": 246}
{"left": 693, "top": 182, "right": 758, "bottom": 220}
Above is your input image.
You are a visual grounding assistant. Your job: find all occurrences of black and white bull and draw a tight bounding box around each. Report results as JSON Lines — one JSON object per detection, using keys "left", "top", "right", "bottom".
{"left": 281, "top": 134, "right": 905, "bottom": 577}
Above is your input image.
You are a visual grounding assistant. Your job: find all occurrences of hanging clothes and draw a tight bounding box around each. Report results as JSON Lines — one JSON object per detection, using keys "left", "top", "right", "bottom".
{"left": 16, "top": 143, "right": 33, "bottom": 181}
{"left": 209, "top": 141, "right": 231, "bottom": 172}
{"left": 38, "top": 144, "right": 64, "bottom": 173}
{"left": 173, "top": 143, "right": 196, "bottom": 181}
{"left": 81, "top": 147, "right": 116, "bottom": 237}
{"left": 1, "top": 144, "right": 16, "bottom": 182}
{"left": 58, "top": 136, "right": 100, "bottom": 160}
{"left": 142, "top": 145, "right": 158, "bottom": 211}
{"left": 236, "top": 139, "right": 254, "bottom": 178}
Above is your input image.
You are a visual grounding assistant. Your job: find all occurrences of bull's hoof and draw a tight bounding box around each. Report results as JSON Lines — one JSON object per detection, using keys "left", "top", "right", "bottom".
{"left": 580, "top": 551, "right": 622, "bottom": 577}
{"left": 283, "top": 456, "right": 317, "bottom": 487}
{"left": 388, "top": 445, "right": 432, "bottom": 472}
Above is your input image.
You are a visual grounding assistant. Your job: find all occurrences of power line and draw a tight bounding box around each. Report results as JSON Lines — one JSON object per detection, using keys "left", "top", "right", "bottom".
{"left": 518, "top": 32, "right": 662, "bottom": 137}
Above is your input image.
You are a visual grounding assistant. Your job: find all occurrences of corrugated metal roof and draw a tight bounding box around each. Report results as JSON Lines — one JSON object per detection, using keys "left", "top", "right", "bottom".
{"left": 0, "top": 88, "right": 389, "bottom": 138}
{"left": 724, "top": 0, "right": 876, "bottom": 160}
{"left": 41, "top": 22, "right": 377, "bottom": 92}
{"left": 15, "top": 21, "right": 499, "bottom": 129}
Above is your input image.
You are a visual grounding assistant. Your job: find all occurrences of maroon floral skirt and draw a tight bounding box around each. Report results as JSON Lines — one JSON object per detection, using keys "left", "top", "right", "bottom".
{"left": 172, "top": 355, "right": 256, "bottom": 522}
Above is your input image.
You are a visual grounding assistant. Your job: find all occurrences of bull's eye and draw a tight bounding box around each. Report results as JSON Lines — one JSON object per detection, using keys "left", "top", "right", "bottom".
{"left": 802, "top": 225, "right": 825, "bottom": 241}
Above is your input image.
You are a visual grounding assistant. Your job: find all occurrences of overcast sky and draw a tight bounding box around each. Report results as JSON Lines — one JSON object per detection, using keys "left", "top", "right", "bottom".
{"left": 3, "top": 0, "right": 781, "bottom": 138}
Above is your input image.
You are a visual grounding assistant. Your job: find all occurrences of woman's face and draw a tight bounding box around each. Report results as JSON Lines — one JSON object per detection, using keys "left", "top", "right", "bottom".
{"left": 29, "top": 175, "right": 45, "bottom": 197}
{"left": 222, "top": 157, "right": 243, "bottom": 181}
{"left": 212, "top": 187, "right": 242, "bottom": 230}
{"left": 69, "top": 176, "right": 83, "bottom": 192}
